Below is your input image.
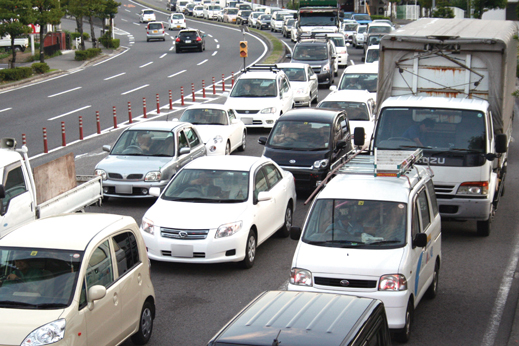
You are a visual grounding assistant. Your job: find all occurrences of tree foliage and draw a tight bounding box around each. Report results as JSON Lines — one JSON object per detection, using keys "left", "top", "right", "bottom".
{"left": 432, "top": 2, "right": 455, "bottom": 17}
{"left": 0, "top": 0, "right": 33, "bottom": 68}
{"left": 32, "top": 0, "right": 64, "bottom": 63}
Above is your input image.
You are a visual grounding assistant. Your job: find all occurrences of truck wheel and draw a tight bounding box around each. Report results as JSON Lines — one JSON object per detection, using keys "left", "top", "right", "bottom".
{"left": 395, "top": 299, "right": 413, "bottom": 343}
{"left": 276, "top": 203, "right": 293, "bottom": 238}
{"left": 241, "top": 230, "right": 256, "bottom": 269}
{"left": 477, "top": 204, "right": 494, "bottom": 237}
{"left": 424, "top": 261, "right": 439, "bottom": 299}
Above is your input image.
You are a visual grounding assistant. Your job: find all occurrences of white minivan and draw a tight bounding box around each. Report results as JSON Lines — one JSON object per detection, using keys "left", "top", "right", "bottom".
{"left": 288, "top": 149, "right": 441, "bottom": 343}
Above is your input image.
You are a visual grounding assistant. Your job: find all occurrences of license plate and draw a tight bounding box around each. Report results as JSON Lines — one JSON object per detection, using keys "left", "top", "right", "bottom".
{"left": 171, "top": 244, "right": 193, "bottom": 258}
{"left": 153, "top": 30, "right": 158, "bottom": 33}
{"left": 177, "top": 25, "right": 181, "bottom": 28}
{"left": 232, "top": 19, "right": 236, "bottom": 22}
{"left": 115, "top": 185, "right": 132, "bottom": 194}
{"left": 185, "top": 40, "right": 191, "bottom": 43}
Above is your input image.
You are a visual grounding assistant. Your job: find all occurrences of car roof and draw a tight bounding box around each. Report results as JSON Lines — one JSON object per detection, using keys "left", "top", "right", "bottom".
{"left": 185, "top": 103, "right": 228, "bottom": 111}
{"left": 297, "top": 40, "right": 329, "bottom": 46}
{"left": 276, "top": 62, "right": 310, "bottom": 69}
{"left": 277, "top": 108, "right": 344, "bottom": 123}
{"left": 0, "top": 214, "right": 134, "bottom": 250}
{"left": 184, "top": 155, "right": 269, "bottom": 171}
{"left": 368, "top": 22, "right": 392, "bottom": 27}
{"left": 321, "top": 90, "right": 373, "bottom": 102}
{"left": 342, "top": 63, "right": 378, "bottom": 74}
{"left": 239, "top": 69, "right": 283, "bottom": 80}
{"left": 125, "top": 120, "right": 190, "bottom": 132}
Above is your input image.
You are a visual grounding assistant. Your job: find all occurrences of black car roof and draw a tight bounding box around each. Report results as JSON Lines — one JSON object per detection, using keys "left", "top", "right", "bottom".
{"left": 277, "top": 108, "right": 345, "bottom": 124}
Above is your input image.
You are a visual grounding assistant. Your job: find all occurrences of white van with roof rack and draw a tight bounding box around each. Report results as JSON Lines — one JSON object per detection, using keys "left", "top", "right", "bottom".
{"left": 288, "top": 148, "right": 442, "bottom": 343}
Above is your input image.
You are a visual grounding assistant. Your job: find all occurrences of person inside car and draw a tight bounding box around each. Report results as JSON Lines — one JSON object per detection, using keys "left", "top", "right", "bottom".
{"left": 272, "top": 123, "right": 299, "bottom": 144}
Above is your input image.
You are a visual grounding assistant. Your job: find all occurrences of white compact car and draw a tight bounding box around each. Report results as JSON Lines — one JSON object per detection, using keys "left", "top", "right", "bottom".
{"left": 169, "top": 13, "right": 187, "bottom": 30}
{"left": 178, "top": 104, "right": 247, "bottom": 155}
{"left": 277, "top": 62, "right": 319, "bottom": 107}
{"left": 352, "top": 24, "right": 367, "bottom": 49}
{"left": 0, "top": 214, "right": 156, "bottom": 346}
{"left": 331, "top": 62, "right": 379, "bottom": 99}
{"left": 224, "top": 65, "right": 294, "bottom": 128}
{"left": 193, "top": 5, "right": 205, "bottom": 18}
{"left": 141, "top": 155, "right": 297, "bottom": 268}
{"left": 288, "top": 149, "right": 441, "bottom": 343}
{"left": 139, "top": 9, "right": 156, "bottom": 23}
{"left": 317, "top": 89, "right": 376, "bottom": 143}
{"left": 326, "top": 32, "right": 350, "bottom": 67}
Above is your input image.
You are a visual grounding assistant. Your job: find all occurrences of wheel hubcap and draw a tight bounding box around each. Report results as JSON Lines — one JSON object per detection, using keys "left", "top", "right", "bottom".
{"left": 141, "top": 307, "right": 152, "bottom": 338}
{"left": 247, "top": 236, "right": 256, "bottom": 262}
{"left": 285, "top": 208, "right": 292, "bottom": 229}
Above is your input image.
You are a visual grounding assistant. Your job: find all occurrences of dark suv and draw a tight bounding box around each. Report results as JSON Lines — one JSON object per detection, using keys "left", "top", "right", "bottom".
{"left": 175, "top": 29, "right": 206, "bottom": 53}
{"left": 288, "top": 35, "right": 337, "bottom": 88}
{"left": 258, "top": 108, "right": 352, "bottom": 189}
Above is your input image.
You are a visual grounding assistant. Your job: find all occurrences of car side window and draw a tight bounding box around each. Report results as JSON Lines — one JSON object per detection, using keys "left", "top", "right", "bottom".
{"left": 184, "top": 127, "right": 201, "bottom": 147}
{"left": 426, "top": 179, "right": 439, "bottom": 217}
{"left": 417, "top": 188, "right": 431, "bottom": 231}
{"left": 333, "top": 118, "right": 343, "bottom": 143}
{"left": 228, "top": 109, "right": 237, "bottom": 121}
{"left": 112, "top": 231, "right": 141, "bottom": 277}
{"left": 338, "top": 115, "right": 349, "bottom": 140}
{"left": 80, "top": 240, "right": 115, "bottom": 308}
{"left": 262, "top": 164, "right": 282, "bottom": 188}
{"left": 2, "top": 165, "right": 27, "bottom": 210}
{"left": 254, "top": 169, "right": 269, "bottom": 201}
{"left": 178, "top": 131, "right": 189, "bottom": 152}
{"left": 411, "top": 203, "right": 420, "bottom": 239}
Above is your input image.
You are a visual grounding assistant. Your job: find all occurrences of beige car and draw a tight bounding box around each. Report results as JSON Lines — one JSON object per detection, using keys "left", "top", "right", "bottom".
{"left": 0, "top": 213, "right": 156, "bottom": 346}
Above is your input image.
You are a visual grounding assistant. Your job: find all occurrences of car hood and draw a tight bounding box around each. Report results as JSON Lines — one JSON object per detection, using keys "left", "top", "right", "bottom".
{"left": 96, "top": 155, "right": 174, "bottom": 174}
{"left": 0, "top": 308, "right": 64, "bottom": 345}
{"left": 225, "top": 97, "right": 279, "bottom": 110}
{"left": 290, "top": 81, "right": 310, "bottom": 89}
{"left": 145, "top": 199, "right": 249, "bottom": 228}
{"left": 293, "top": 242, "right": 406, "bottom": 276}
{"left": 262, "top": 147, "right": 330, "bottom": 168}
{"left": 193, "top": 125, "right": 232, "bottom": 143}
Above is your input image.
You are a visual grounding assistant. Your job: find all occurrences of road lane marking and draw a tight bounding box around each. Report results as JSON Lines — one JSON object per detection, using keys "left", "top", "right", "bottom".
{"left": 216, "top": 44, "right": 220, "bottom": 49}
{"left": 121, "top": 84, "right": 149, "bottom": 95}
{"left": 168, "top": 70, "right": 186, "bottom": 78}
{"left": 48, "top": 86, "right": 82, "bottom": 98}
{"left": 160, "top": 53, "right": 167, "bottom": 58}
{"left": 125, "top": 9, "right": 131, "bottom": 12}
{"left": 208, "top": 34, "right": 213, "bottom": 37}
{"left": 139, "top": 62, "right": 153, "bottom": 68}
{"left": 104, "top": 72, "right": 126, "bottom": 80}
{"left": 93, "top": 46, "right": 129, "bottom": 66}
{"left": 0, "top": 108, "right": 12, "bottom": 113}
{"left": 212, "top": 51, "right": 217, "bottom": 56}
{"left": 214, "top": 39, "right": 218, "bottom": 42}
{"left": 133, "top": 22, "right": 141, "bottom": 26}
{"left": 197, "top": 59, "right": 208, "bottom": 65}
{"left": 121, "top": 18, "right": 128, "bottom": 22}
{"left": 169, "top": 46, "right": 174, "bottom": 51}
{"left": 48, "top": 105, "right": 91, "bottom": 121}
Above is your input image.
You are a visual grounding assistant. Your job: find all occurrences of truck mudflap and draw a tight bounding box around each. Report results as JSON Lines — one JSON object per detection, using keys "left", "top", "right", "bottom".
{"left": 36, "top": 175, "right": 103, "bottom": 219}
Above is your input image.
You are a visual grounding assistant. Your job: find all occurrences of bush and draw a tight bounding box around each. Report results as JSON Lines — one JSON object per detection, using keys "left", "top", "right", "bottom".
{"left": 32, "top": 62, "right": 50, "bottom": 74}
{"left": 370, "top": 15, "right": 391, "bottom": 20}
{"left": 99, "top": 32, "right": 120, "bottom": 49}
{"left": 74, "top": 48, "right": 102, "bottom": 61}
{"left": 71, "top": 32, "right": 90, "bottom": 41}
{"left": 0, "top": 67, "right": 33, "bottom": 82}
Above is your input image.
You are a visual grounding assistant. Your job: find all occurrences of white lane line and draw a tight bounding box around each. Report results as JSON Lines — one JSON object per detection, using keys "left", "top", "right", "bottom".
{"left": 160, "top": 53, "right": 167, "bottom": 58}
{"left": 104, "top": 72, "right": 126, "bottom": 81}
{"left": 0, "top": 108, "right": 12, "bottom": 113}
{"left": 197, "top": 59, "right": 208, "bottom": 65}
{"left": 121, "top": 84, "right": 149, "bottom": 95}
{"left": 121, "top": 18, "right": 128, "bottom": 22}
{"left": 216, "top": 44, "right": 220, "bottom": 49}
{"left": 212, "top": 51, "right": 217, "bottom": 56}
{"left": 208, "top": 34, "right": 213, "bottom": 37}
{"left": 169, "top": 46, "right": 174, "bottom": 51}
{"left": 281, "top": 40, "right": 292, "bottom": 55}
{"left": 139, "top": 61, "right": 153, "bottom": 68}
{"left": 214, "top": 39, "right": 218, "bottom": 42}
{"left": 133, "top": 22, "right": 141, "bottom": 26}
{"left": 168, "top": 70, "right": 186, "bottom": 78}
{"left": 48, "top": 86, "right": 82, "bottom": 98}
{"left": 93, "top": 46, "right": 129, "bottom": 66}
{"left": 125, "top": 9, "right": 131, "bottom": 12}
{"left": 48, "top": 105, "right": 91, "bottom": 121}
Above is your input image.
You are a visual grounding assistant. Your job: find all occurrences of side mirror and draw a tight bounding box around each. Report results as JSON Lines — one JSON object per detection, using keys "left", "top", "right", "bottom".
{"left": 258, "top": 136, "right": 267, "bottom": 145}
{"left": 87, "top": 285, "right": 107, "bottom": 310}
{"left": 413, "top": 233, "right": 427, "bottom": 248}
{"left": 353, "top": 127, "right": 365, "bottom": 146}
{"left": 102, "top": 145, "right": 111, "bottom": 152}
{"left": 285, "top": 53, "right": 292, "bottom": 59}
{"left": 290, "top": 226, "right": 302, "bottom": 240}
{"left": 149, "top": 187, "right": 161, "bottom": 197}
{"left": 495, "top": 133, "right": 507, "bottom": 153}
{"left": 179, "top": 147, "right": 191, "bottom": 155}
{"left": 329, "top": 85, "right": 337, "bottom": 92}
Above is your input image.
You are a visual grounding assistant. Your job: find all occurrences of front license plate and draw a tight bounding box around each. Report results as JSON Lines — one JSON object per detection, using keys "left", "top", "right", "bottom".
{"left": 241, "top": 117, "right": 253, "bottom": 125}
{"left": 171, "top": 244, "right": 193, "bottom": 258}
{"left": 185, "top": 40, "right": 192, "bottom": 43}
{"left": 115, "top": 185, "right": 132, "bottom": 194}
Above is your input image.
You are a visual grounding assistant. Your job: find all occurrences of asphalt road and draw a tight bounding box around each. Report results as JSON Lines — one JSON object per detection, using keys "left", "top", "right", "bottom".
{"left": 3, "top": 4, "right": 519, "bottom": 345}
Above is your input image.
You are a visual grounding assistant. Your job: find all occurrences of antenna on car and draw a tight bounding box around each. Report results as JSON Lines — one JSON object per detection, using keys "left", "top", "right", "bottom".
{"left": 272, "top": 330, "right": 282, "bottom": 346}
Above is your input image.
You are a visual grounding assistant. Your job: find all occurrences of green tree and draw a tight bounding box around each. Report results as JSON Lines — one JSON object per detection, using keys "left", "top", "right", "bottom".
{"left": 432, "top": 2, "right": 455, "bottom": 17}
{"left": 472, "top": 0, "right": 506, "bottom": 18}
{"left": 97, "top": 0, "right": 120, "bottom": 44}
{"left": 32, "top": 0, "right": 64, "bottom": 63}
{"left": 62, "top": 0, "right": 89, "bottom": 50}
{"left": 0, "top": 0, "right": 33, "bottom": 68}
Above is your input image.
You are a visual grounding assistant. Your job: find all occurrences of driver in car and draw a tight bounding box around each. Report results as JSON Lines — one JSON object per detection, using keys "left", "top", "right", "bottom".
{"left": 325, "top": 204, "right": 364, "bottom": 235}
{"left": 137, "top": 133, "right": 153, "bottom": 153}
{"left": 0, "top": 254, "right": 51, "bottom": 288}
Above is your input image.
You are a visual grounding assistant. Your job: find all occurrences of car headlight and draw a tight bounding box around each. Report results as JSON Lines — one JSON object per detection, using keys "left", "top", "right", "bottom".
{"left": 379, "top": 274, "right": 407, "bottom": 291}
{"left": 215, "top": 221, "right": 243, "bottom": 238}
{"left": 212, "top": 135, "right": 223, "bottom": 144}
{"left": 260, "top": 107, "right": 277, "bottom": 114}
{"left": 145, "top": 171, "right": 162, "bottom": 182}
{"left": 290, "top": 268, "right": 312, "bottom": 286}
{"left": 313, "top": 159, "right": 329, "bottom": 169}
{"left": 141, "top": 217, "right": 155, "bottom": 235}
{"left": 21, "top": 319, "right": 66, "bottom": 346}
{"left": 94, "top": 169, "right": 107, "bottom": 180}
{"left": 322, "top": 63, "right": 330, "bottom": 72}
{"left": 457, "top": 181, "right": 489, "bottom": 195}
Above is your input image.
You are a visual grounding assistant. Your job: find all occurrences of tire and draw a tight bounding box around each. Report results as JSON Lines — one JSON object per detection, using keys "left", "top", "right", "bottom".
{"left": 477, "top": 204, "right": 494, "bottom": 237}
{"left": 146, "top": 38, "right": 150, "bottom": 42}
{"left": 395, "top": 299, "right": 413, "bottom": 343}
{"left": 238, "top": 131, "right": 246, "bottom": 151}
{"left": 277, "top": 204, "right": 293, "bottom": 238}
{"left": 425, "top": 261, "right": 439, "bottom": 299}
{"left": 241, "top": 230, "right": 256, "bottom": 269}
{"left": 225, "top": 141, "right": 231, "bottom": 155}
{"left": 131, "top": 301, "right": 154, "bottom": 345}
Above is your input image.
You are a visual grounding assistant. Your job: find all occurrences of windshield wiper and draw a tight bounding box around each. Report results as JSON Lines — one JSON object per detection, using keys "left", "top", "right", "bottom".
{"left": 165, "top": 197, "right": 208, "bottom": 202}
{"left": 34, "top": 303, "right": 69, "bottom": 309}
{"left": 365, "top": 240, "right": 402, "bottom": 245}
{"left": 0, "top": 301, "right": 39, "bottom": 308}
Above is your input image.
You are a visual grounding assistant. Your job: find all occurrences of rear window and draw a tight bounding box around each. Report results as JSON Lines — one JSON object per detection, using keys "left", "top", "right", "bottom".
{"left": 172, "top": 14, "right": 183, "bottom": 19}
{"left": 148, "top": 23, "right": 163, "bottom": 29}
{"left": 143, "top": 10, "right": 154, "bottom": 15}
{"left": 180, "top": 31, "right": 198, "bottom": 38}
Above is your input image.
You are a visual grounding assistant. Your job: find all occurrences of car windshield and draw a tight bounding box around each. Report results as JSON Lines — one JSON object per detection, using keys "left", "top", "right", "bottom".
{"left": 161, "top": 169, "right": 249, "bottom": 202}
{"left": 353, "top": 14, "right": 371, "bottom": 20}
{"left": 230, "top": 79, "right": 277, "bottom": 97}
{"left": 186, "top": 3, "right": 195, "bottom": 9}
{"left": 179, "top": 31, "right": 198, "bottom": 39}
{"left": 343, "top": 23, "right": 358, "bottom": 31}
{"left": 329, "top": 36, "right": 345, "bottom": 47}
{"left": 241, "top": 10, "right": 251, "bottom": 16}
{"left": 338, "top": 73, "right": 377, "bottom": 92}
{"left": 293, "top": 45, "right": 327, "bottom": 61}
{"left": 0, "top": 247, "right": 83, "bottom": 309}
{"left": 111, "top": 130, "right": 175, "bottom": 157}
{"left": 299, "top": 12, "right": 337, "bottom": 26}
{"left": 267, "top": 121, "right": 331, "bottom": 150}
{"left": 368, "top": 26, "right": 391, "bottom": 34}
{"left": 172, "top": 14, "right": 184, "bottom": 19}
{"left": 302, "top": 199, "right": 407, "bottom": 248}
{"left": 318, "top": 102, "right": 369, "bottom": 120}
{"left": 180, "top": 108, "right": 227, "bottom": 125}
{"left": 286, "top": 19, "right": 296, "bottom": 27}
{"left": 228, "top": 8, "right": 238, "bottom": 14}
{"left": 358, "top": 26, "right": 367, "bottom": 33}
{"left": 279, "top": 67, "right": 306, "bottom": 82}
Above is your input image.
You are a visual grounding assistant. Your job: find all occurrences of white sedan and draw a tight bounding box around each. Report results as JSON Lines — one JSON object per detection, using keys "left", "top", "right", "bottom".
{"left": 178, "top": 104, "right": 246, "bottom": 155}
{"left": 277, "top": 63, "right": 319, "bottom": 107}
{"left": 140, "top": 156, "right": 297, "bottom": 268}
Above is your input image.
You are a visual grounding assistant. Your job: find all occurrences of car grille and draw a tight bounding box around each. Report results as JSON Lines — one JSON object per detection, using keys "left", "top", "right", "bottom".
{"left": 311, "top": 66, "right": 322, "bottom": 74}
{"left": 314, "top": 276, "right": 377, "bottom": 288}
{"left": 160, "top": 227, "right": 209, "bottom": 240}
{"left": 235, "top": 109, "right": 260, "bottom": 114}
{"left": 108, "top": 173, "right": 144, "bottom": 180}
{"left": 434, "top": 184, "right": 455, "bottom": 194}
{"left": 161, "top": 250, "right": 206, "bottom": 258}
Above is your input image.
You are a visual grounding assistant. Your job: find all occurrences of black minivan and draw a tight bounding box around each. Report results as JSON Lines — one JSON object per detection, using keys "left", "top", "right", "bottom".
{"left": 258, "top": 108, "right": 352, "bottom": 189}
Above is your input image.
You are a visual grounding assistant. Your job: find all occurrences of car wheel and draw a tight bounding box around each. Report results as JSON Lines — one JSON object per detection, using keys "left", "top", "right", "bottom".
{"left": 277, "top": 203, "right": 293, "bottom": 238}
{"left": 146, "top": 38, "right": 150, "bottom": 42}
{"left": 312, "top": 92, "right": 318, "bottom": 105}
{"left": 131, "top": 301, "right": 154, "bottom": 345}
{"left": 425, "top": 261, "right": 439, "bottom": 299}
{"left": 225, "top": 141, "right": 231, "bottom": 155}
{"left": 163, "top": 38, "right": 166, "bottom": 41}
{"left": 241, "top": 230, "right": 256, "bottom": 269}
{"left": 395, "top": 299, "right": 413, "bottom": 343}
{"left": 238, "top": 131, "right": 246, "bottom": 151}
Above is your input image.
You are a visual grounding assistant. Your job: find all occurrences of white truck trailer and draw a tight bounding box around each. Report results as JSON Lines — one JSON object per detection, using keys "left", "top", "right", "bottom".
{"left": 0, "top": 138, "right": 103, "bottom": 237}
{"left": 370, "top": 18, "right": 517, "bottom": 236}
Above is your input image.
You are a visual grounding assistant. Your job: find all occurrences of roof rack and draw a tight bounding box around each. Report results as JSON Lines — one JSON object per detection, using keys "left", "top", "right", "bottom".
{"left": 297, "top": 32, "right": 330, "bottom": 42}
{"left": 242, "top": 64, "right": 280, "bottom": 73}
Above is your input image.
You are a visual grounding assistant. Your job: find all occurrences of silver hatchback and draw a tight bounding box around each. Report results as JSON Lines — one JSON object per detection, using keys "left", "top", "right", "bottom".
{"left": 95, "top": 121, "right": 206, "bottom": 198}
{"left": 147, "top": 21, "right": 165, "bottom": 42}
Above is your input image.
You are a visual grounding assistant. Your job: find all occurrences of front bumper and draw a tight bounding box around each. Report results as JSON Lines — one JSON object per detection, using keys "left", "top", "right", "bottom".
{"left": 436, "top": 196, "right": 492, "bottom": 221}
{"left": 280, "top": 166, "right": 327, "bottom": 188}
{"left": 102, "top": 179, "right": 168, "bottom": 198}
{"left": 235, "top": 111, "right": 280, "bottom": 128}
{"left": 293, "top": 93, "right": 312, "bottom": 107}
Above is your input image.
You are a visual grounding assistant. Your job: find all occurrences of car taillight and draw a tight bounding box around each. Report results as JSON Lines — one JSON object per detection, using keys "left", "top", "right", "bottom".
{"left": 176, "top": 37, "right": 181, "bottom": 42}
{"left": 196, "top": 37, "right": 202, "bottom": 41}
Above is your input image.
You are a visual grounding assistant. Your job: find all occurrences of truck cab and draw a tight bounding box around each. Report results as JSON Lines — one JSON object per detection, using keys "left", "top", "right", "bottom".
{"left": 288, "top": 149, "right": 442, "bottom": 342}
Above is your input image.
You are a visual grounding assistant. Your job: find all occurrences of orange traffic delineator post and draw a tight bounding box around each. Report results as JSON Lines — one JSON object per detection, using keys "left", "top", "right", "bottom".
{"left": 169, "top": 90, "right": 173, "bottom": 110}
{"left": 96, "top": 111, "right": 101, "bottom": 134}
{"left": 156, "top": 94, "right": 160, "bottom": 114}
{"left": 128, "top": 102, "right": 133, "bottom": 124}
{"left": 22, "top": 133, "right": 26, "bottom": 146}
{"left": 61, "top": 121, "right": 66, "bottom": 147}
{"left": 222, "top": 74, "right": 225, "bottom": 92}
{"left": 212, "top": 77, "right": 216, "bottom": 95}
{"left": 181, "top": 86, "right": 185, "bottom": 106}
{"left": 202, "top": 80, "right": 206, "bottom": 98}
{"left": 231, "top": 72, "right": 234, "bottom": 87}
{"left": 42, "top": 128, "right": 48, "bottom": 153}
{"left": 143, "top": 97, "right": 147, "bottom": 118}
{"left": 113, "top": 106, "right": 117, "bottom": 129}
{"left": 79, "top": 116, "right": 84, "bottom": 140}
{"left": 191, "top": 83, "right": 195, "bottom": 102}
